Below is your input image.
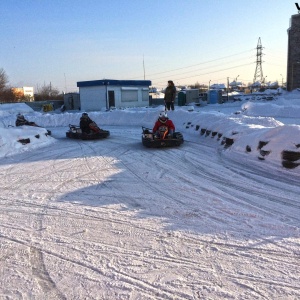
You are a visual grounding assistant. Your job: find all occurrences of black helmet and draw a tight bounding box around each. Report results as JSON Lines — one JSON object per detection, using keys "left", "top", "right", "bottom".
{"left": 17, "top": 113, "right": 25, "bottom": 119}
{"left": 82, "top": 112, "right": 89, "bottom": 118}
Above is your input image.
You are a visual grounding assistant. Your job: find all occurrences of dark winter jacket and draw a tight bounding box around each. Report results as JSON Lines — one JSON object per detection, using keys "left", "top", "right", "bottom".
{"left": 16, "top": 117, "right": 32, "bottom": 127}
{"left": 153, "top": 119, "right": 175, "bottom": 133}
{"left": 80, "top": 117, "right": 93, "bottom": 134}
{"left": 164, "top": 85, "right": 176, "bottom": 103}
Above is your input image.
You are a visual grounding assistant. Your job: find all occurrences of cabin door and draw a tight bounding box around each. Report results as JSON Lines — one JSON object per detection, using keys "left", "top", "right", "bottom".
{"left": 108, "top": 91, "right": 115, "bottom": 107}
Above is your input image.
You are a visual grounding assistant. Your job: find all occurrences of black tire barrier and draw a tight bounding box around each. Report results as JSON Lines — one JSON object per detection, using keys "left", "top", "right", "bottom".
{"left": 246, "top": 145, "right": 251, "bottom": 152}
{"left": 188, "top": 123, "right": 299, "bottom": 169}
{"left": 257, "top": 141, "right": 269, "bottom": 150}
{"left": 281, "top": 150, "right": 300, "bottom": 162}
{"left": 260, "top": 149, "right": 271, "bottom": 157}
{"left": 225, "top": 138, "right": 234, "bottom": 147}
{"left": 18, "top": 138, "right": 30, "bottom": 145}
{"left": 282, "top": 160, "right": 300, "bottom": 169}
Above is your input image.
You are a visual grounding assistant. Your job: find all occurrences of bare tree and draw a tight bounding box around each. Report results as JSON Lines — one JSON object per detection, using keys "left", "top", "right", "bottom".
{"left": 0, "top": 68, "right": 16, "bottom": 102}
{"left": 0, "top": 88, "right": 16, "bottom": 103}
{"left": 0, "top": 68, "right": 9, "bottom": 92}
{"left": 35, "top": 83, "right": 62, "bottom": 101}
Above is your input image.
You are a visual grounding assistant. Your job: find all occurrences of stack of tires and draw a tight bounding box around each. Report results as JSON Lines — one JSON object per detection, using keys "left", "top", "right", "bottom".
{"left": 281, "top": 147, "right": 300, "bottom": 169}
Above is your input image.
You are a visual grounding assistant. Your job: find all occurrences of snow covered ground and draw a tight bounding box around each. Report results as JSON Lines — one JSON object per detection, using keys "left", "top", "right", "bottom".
{"left": 0, "top": 91, "right": 299, "bottom": 299}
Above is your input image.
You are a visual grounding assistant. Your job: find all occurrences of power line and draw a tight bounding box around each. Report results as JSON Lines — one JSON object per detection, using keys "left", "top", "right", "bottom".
{"left": 129, "top": 49, "right": 254, "bottom": 80}
{"left": 154, "top": 62, "right": 255, "bottom": 87}
{"left": 150, "top": 55, "right": 254, "bottom": 82}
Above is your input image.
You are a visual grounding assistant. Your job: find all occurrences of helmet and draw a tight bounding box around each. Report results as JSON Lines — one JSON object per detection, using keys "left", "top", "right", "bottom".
{"left": 158, "top": 111, "right": 168, "bottom": 122}
{"left": 82, "top": 112, "right": 89, "bottom": 118}
{"left": 17, "top": 113, "right": 25, "bottom": 119}
{"left": 159, "top": 111, "right": 167, "bottom": 118}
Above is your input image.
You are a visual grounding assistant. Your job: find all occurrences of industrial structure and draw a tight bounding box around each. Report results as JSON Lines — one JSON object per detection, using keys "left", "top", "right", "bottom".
{"left": 253, "top": 37, "right": 264, "bottom": 85}
{"left": 287, "top": 13, "right": 300, "bottom": 91}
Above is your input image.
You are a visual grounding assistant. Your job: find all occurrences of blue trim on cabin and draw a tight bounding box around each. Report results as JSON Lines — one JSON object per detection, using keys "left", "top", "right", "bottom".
{"left": 77, "top": 79, "right": 152, "bottom": 87}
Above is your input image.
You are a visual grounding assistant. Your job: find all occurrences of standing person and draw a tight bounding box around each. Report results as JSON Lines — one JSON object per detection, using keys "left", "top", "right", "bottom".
{"left": 164, "top": 80, "right": 176, "bottom": 111}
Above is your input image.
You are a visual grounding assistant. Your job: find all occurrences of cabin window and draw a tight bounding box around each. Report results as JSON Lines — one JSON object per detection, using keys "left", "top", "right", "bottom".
{"left": 121, "top": 87, "right": 138, "bottom": 102}
{"left": 142, "top": 89, "right": 149, "bottom": 101}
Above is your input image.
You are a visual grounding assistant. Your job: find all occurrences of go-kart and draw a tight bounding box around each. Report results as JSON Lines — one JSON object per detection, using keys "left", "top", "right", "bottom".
{"left": 142, "top": 126, "right": 184, "bottom": 148}
{"left": 66, "top": 123, "right": 110, "bottom": 140}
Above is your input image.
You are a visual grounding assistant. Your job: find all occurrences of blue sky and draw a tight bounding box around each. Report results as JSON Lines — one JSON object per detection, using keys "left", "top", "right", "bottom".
{"left": 0, "top": 0, "right": 297, "bottom": 92}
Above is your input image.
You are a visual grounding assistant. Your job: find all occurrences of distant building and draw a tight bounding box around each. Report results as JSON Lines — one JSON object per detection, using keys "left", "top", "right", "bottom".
{"left": 77, "top": 79, "right": 152, "bottom": 111}
{"left": 210, "top": 83, "right": 226, "bottom": 91}
{"left": 11, "top": 86, "right": 34, "bottom": 101}
{"left": 23, "top": 87, "right": 34, "bottom": 99}
{"left": 11, "top": 88, "right": 23, "bottom": 99}
{"left": 287, "top": 13, "right": 300, "bottom": 91}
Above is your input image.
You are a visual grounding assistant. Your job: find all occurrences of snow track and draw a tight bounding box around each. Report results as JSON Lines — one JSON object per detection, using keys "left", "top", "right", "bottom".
{"left": 0, "top": 126, "right": 299, "bottom": 299}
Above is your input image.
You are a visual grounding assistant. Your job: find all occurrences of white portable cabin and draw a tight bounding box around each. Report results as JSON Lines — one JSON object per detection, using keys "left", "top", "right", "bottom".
{"left": 77, "top": 79, "right": 152, "bottom": 111}
{"left": 184, "top": 89, "right": 200, "bottom": 104}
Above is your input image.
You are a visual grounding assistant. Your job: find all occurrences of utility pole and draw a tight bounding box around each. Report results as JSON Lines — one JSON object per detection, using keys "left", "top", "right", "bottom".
{"left": 64, "top": 73, "right": 67, "bottom": 93}
{"left": 227, "top": 77, "right": 229, "bottom": 102}
{"left": 143, "top": 55, "right": 145, "bottom": 80}
{"left": 208, "top": 80, "right": 211, "bottom": 103}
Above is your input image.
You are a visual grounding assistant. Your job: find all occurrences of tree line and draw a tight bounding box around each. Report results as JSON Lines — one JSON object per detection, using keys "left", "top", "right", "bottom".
{"left": 0, "top": 68, "right": 63, "bottom": 103}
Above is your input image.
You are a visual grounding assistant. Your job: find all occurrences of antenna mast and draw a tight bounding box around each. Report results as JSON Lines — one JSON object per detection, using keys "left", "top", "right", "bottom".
{"left": 143, "top": 55, "right": 145, "bottom": 80}
{"left": 64, "top": 73, "right": 67, "bottom": 93}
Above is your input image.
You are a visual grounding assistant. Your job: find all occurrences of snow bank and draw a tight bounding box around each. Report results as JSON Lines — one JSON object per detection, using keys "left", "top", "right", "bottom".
{"left": 0, "top": 126, "right": 55, "bottom": 157}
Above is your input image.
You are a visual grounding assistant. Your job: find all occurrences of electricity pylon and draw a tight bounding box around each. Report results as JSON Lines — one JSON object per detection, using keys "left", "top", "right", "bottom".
{"left": 253, "top": 37, "right": 264, "bottom": 83}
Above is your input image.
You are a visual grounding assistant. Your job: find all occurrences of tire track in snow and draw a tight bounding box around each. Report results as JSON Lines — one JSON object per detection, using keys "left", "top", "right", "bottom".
{"left": 0, "top": 145, "right": 70, "bottom": 299}
{"left": 0, "top": 233, "right": 66, "bottom": 299}
{"left": 30, "top": 247, "right": 67, "bottom": 300}
{"left": 1, "top": 232, "right": 190, "bottom": 300}
{"left": 177, "top": 139, "right": 300, "bottom": 224}
{"left": 3, "top": 231, "right": 299, "bottom": 299}
{"left": 1, "top": 126, "right": 300, "bottom": 299}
